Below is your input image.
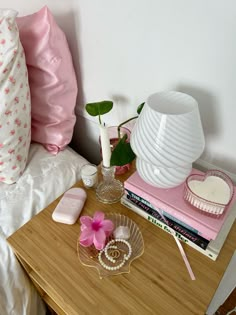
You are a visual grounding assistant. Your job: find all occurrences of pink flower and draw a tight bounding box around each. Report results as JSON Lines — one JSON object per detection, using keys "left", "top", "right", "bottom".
{"left": 5, "top": 109, "right": 12, "bottom": 116}
{"left": 14, "top": 118, "right": 21, "bottom": 126}
{"left": 9, "top": 76, "right": 15, "bottom": 84}
{"left": 14, "top": 97, "right": 19, "bottom": 104}
{"left": 79, "top": 211, "right": 114, "bottom": 250}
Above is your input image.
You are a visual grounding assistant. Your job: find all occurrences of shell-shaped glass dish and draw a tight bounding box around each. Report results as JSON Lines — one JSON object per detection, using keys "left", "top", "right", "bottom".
{"left": 77, "top": 213, "right": 144, "bottom": 279}
{"left": 184, "top": 170, "right": 234, "bottom": 217}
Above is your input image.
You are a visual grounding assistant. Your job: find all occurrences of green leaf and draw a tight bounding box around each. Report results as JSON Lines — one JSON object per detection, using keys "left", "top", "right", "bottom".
{"left": 85, "top": 101, "right": 113, "bottom": 117}
{"left": 110, "top": 134, "right": 136, "bottom": 166}
{"left": 137, "top": 102, "right": 145, "bottom": 114}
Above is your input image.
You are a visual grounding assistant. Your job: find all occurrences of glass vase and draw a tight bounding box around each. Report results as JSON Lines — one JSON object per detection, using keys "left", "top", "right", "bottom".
{"left": 96, "top": 165, "right": 124, "bottom": 204}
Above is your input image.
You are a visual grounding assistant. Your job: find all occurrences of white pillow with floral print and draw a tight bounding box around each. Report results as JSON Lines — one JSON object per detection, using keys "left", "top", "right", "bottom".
{"left": 0, "top": 9, "right": 31, "bottom": 184}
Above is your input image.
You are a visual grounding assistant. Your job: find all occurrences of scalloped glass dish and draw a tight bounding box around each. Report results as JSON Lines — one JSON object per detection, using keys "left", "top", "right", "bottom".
{"left": 184, "top": 170, "right": 234, "bottom": 218}
{"left": 77, "top": 213, "right": 144, "bottom": 279}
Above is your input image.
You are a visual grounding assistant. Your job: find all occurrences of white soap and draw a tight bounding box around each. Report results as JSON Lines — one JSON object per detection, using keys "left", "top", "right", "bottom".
{"left": 52, "top": 188, "right": 87, "bottom": 224}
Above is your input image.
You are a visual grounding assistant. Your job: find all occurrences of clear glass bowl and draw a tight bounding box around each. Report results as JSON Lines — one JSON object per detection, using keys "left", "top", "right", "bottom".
{"left": 77, "top": 213, "right": 144, "bottom": 278}
{"left": 184, "top": 170, "right": 234, "bottom": 217}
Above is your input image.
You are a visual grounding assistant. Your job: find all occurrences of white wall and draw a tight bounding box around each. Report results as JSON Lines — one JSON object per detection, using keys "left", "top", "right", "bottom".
{"left": 2, "top": 0, "right": 236, "bottom": 175}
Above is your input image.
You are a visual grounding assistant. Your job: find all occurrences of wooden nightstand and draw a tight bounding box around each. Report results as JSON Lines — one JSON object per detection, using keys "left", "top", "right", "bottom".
{"left": 7, "top": 166, "right": 236, "bottom": 315}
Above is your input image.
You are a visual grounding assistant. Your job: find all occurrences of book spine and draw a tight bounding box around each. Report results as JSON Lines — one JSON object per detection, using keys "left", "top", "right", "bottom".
{"left": 121, "top": 196, "right": 218, "bottom": 261}
{"left": 125, "top": 188, "right": 211, "bottom": 240}
{"left": 125, "top": 192, "right": 210, "bottom": 249}
{"left": 124, "top": 181, "right": 216, "bottom": 239}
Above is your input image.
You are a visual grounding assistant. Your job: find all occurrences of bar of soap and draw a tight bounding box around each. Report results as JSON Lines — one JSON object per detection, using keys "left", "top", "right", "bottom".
{"left": 113, "top": 226, "right": 130, "bottom": 240}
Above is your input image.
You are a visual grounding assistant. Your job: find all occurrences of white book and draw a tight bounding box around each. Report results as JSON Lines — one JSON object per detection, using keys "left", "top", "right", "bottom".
{"left": 121, "top": 195, "right": 236, "bottom": 261}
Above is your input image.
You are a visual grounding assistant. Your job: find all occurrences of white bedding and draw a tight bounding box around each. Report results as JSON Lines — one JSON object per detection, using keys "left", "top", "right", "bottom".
{"left": 0, "top": 143, "right": 88, "bottom": 315}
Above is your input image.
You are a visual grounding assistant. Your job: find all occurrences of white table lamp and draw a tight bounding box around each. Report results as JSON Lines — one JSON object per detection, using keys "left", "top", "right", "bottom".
{"left": 130, "top": 91, "right": 205, "bottom": 188}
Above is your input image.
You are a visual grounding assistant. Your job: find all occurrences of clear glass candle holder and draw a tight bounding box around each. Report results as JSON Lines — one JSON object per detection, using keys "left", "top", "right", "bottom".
{"left": 96, "top": 164, "right": 124, "bottom": 204}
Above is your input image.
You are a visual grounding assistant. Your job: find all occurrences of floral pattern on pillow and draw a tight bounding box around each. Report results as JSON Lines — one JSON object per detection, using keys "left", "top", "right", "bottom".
{"left": 0, "top": 9, "right": 31, "bottom": 184}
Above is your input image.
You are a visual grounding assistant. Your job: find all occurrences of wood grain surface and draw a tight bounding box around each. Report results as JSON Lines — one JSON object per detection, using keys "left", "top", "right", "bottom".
{"left": 7, "top": 165, "right": 236, "bottom": 315}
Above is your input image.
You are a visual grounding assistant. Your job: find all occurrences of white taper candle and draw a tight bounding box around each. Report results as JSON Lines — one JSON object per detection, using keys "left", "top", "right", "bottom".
{"left": 99, "top": 124, "right": 111, "bottom": 167}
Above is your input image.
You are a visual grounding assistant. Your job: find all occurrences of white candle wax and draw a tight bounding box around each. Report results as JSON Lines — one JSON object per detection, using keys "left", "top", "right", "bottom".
{"left": 189, "top": 176, "right": 231, "bottom": 204}
{"left": 81, "top": 164, "right": 98, "bottom": 188}
{"left": 99, "top": 124, "right": 111, "bottom": 167}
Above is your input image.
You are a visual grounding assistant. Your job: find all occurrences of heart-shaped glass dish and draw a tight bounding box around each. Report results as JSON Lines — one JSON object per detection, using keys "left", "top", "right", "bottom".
{"left": 184, "top": 170, "right": 234, "bottom": 217}
{"left": 77, "top": 213, "right": 144, "bottom": 278}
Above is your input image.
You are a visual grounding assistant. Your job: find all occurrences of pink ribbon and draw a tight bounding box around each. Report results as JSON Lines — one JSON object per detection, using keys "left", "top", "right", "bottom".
{"left": 158, "top": 209, "right": 196, "bottom": 280}
{"left": 172, "top": 233, "right": 196, "bottom": 280}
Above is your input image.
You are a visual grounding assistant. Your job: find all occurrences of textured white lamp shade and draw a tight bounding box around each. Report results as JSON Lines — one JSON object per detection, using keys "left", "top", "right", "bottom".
{"left": 130, "top": 91, "right": 205, "bottom": 188}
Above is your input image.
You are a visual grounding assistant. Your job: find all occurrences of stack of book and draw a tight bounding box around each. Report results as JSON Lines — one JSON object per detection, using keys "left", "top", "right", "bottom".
{"left": 121, "top": 169, "right": 236, "bottom": 261}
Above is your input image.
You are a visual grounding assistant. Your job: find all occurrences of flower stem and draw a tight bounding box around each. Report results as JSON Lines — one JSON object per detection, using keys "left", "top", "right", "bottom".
{"left": 117, "top": 116, "right": 138, "bottom": 138}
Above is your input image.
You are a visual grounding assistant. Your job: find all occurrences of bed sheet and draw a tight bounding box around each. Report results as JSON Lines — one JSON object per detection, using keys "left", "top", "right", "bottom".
{"left": 0, "top": 143, "right": 88, "bottom": 315}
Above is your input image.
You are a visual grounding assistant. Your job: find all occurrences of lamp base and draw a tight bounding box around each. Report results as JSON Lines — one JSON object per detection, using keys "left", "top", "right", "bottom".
{"left": 136, "top": 158, "right": 192, "bottom": 188}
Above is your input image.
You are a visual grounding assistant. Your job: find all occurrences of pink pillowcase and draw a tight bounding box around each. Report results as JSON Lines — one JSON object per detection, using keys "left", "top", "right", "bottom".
{"left": 17, "top": 6, "right": 78, "bottom": 154}
{"left": 0, "top": 9, "right": 31, "bottom": 184}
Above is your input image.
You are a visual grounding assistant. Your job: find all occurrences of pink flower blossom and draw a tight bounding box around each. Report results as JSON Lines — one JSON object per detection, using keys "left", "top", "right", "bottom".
{"left": 5, "top": 109, "right": 12, "bottom": 115}
{"left": 14, "top": 118, "right": 21, "bottom": 126}
{"left": 8, "top": 149, "right": 15, "bottom": 154}
{"left": 9, "top": 76, "right": 15, "bottom": 84}
{"left": 14, "top": 97, "right": 19, "bottom": 104}
{"left": 79, "top": 211, "right": 114, "bottom": 250}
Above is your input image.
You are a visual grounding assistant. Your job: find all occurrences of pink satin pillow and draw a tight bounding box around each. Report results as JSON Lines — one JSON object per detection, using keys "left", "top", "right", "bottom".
{"left": 17, "top": 6, "right": 77, "bottom": 154}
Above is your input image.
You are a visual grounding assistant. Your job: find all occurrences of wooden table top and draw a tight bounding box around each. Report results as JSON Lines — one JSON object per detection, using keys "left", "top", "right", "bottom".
{"left": 7, "top": 166, "right": 236, "bottom": 315}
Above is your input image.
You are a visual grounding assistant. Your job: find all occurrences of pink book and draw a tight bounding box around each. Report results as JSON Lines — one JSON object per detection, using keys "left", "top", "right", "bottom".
{"left": 124, "top": 170, "right": 236, "bottom": 240}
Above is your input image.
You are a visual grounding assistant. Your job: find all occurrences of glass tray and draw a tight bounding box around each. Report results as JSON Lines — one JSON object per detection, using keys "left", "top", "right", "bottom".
{"left": 77, "top": 213, "right": 144, "bottom": 279}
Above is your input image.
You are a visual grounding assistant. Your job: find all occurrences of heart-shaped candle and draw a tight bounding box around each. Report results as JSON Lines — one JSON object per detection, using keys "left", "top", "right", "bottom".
{"left": 184, "top": 170, "right": 234, "bottom": 217}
